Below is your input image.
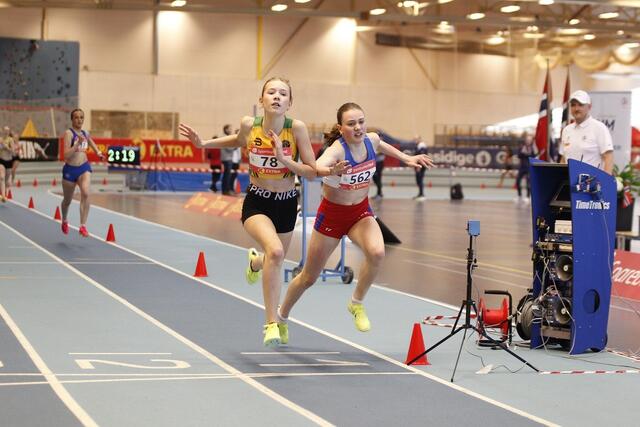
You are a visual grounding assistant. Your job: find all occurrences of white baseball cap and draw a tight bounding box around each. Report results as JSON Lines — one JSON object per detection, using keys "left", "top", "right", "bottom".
{"left": 570, "top": 90, "right": 591, "bottom": 105}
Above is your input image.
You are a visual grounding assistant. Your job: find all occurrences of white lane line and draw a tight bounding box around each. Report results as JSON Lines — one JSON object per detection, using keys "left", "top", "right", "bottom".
{"left": 0, "top": 371, "right": 412, "bottom": 378}
{"left": 0, "top": 302, "right": 98, "bottom": 427}
{"left": 32, "top": 193, "right": 557, "bottom": 426}
{"left": 68, "top": 352, "right": 173, "bottom": 355}
{"left": 0, "top": 371, "right": 417, "bottom": 387}
{"left": 241, "top": 352, "right": 340, "bottom": 355}
{"left": 404, "top": 259, "right": 530, "bottom": 290}
{"left": 0, "top": 216, "right": 332, "bottom": 427}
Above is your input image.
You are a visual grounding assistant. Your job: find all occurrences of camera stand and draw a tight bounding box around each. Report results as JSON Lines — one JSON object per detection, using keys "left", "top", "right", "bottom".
{"left": 407, "top": 222, "right": 538, "bottom": 382}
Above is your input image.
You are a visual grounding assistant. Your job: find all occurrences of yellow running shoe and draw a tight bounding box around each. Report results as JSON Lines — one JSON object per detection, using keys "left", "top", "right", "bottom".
{"left": 347, "top": 303, "right": 371, "bottom": 332}
{"left": 245, "top": 248, "right": 261, "bottom": 285}
{"left": 278, "top": 323, "right": 289, "bottom": 345}
{"left": 263, "top": 322, "right": 281, "bottom": 347}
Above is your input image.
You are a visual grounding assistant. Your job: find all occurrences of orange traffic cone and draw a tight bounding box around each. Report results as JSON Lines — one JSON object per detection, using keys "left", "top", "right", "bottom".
{"left": 105, "top": 224, "right": 116, "bottom": 242}
{"left": 32, "top": 178, "right": 38, "bottom": 187}
{"left": 480, "top": 183, "right": 486, "bottom": 189}
{"left": 102, "top": 177, "right": 108, "bottom": 186}
{"left": 390, "top": 180, "right": 396, "bottom": 187}
{"left": 427, "top": 181, "right": 432, "bottom": 188}
{"left": 16, "top": 179, "right": 21, "bottom": 188}
{"left": 54, "top": 206, "right": 61, "bottom": 220}
{"left": 7, "top": 189, "right": 12, "bottom": 200}
{"left": 194, "top": 252, "right": 208, "bottom": 277}
{"left": 405, "top": 323, "right": 429, "bottom": 365}
{"left": 235, "top": 179, "right": 241, "bottom": 194}
{"left": 28, "top": 197, "right": 34, "bottom": 209}
{"left": 52, "top": 178, "right": 57, "bottom": 186}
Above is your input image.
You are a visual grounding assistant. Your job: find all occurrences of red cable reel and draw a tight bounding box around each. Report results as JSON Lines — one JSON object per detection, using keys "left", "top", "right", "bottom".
{"left": 477, "top": 296, "right": 511, "bottom": 346}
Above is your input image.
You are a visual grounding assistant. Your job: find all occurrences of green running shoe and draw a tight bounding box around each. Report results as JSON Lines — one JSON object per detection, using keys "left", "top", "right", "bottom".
{"left": 246, "top": 248, "right": 261, "bottom": 285}
{"left": 278, "top": 322, "right": 289, "bottom": 345}
{"left": 263, "top": 322, "right": 281, "bottom": 348}
{"left": 347, "top": 303, "right": 371, "bottom": 332}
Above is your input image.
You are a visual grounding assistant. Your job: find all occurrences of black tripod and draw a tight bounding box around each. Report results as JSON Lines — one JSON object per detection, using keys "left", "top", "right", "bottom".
{"left": 407, "top": 220, "right": 538, "bottom": 382}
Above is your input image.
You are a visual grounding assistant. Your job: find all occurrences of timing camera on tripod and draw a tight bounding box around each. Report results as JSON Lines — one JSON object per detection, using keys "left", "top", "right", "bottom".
{"left": 407, "top": 220, "right": 538, "bottom": 382}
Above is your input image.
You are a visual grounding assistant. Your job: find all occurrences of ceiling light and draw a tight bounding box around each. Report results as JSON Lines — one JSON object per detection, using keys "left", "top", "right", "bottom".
{"left": 398, "top": 1, "right": 419, "bottom": 6}
{"left": 370, "top": 8, "right": 386, "bottom": 15}
{"left": 438, "top": 0, "right": 453, "bottom": 3}
{"left": 486, "top": 35, "right": 506, "bottom": 45}
{"left": 584, "top": 34, "right": 596, "bottom": 40}
{"left": 598, "top": 12, "right": 619, "bottom": 19}
{"left": 294, "top": 0, "right": 311, "bottom": 3}
{"left": 500, "top": 5, "right": 520, "bottom": 13}
{"left": 467, "top": 12, "right": 485, "bottom": 20}
{"left": 510, "top": 16, "right": 536, "bottom": 22}
{"left": 524, "top": 33, "right": 545, "bottom": 39}
{"left": 622, "top": 42, "right": 640, "bottom": 49}
{"left": 527, "top": 25, "right": 539, "bottom": 32}
{"left": 557, "top": 28, "right": 585, "bottom": 35}
{"left": 538, "top": 0, "right": 554, "bottom": 5}
{"left": 569, "top": 18, "right": 580, "bottom": 25}
{"left": 271, "top": 3, "right": 287, "bottom": 12}
{"left": 617, "top": 30, "right": 625, "bottom": 35}
{"left": 434, "top": 21, "right": 455, "bottom": 34}
{"left": 170, "top": 0, "right": 186, "bottom": 7}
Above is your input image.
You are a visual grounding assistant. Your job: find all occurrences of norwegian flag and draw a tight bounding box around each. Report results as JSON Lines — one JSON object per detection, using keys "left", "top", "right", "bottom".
{"left": 561, "top": 69, "right": 571, "bottom": 131}
{"left": 623, "top": 186, "right": 633, "bottom": 208}
{"left": 534, "top": 68, "right": 552, "bottom": 161}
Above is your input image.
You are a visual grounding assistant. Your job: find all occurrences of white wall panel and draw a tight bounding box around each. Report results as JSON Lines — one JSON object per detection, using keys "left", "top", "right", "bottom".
{"left": 158, "top": 11, "right": 254, "bottom": 78}
{"left": 0, "top": 8, "right": 41, "bottom": 39}
{"left": 47, "top": 9, "right": 152, "bottom": 73}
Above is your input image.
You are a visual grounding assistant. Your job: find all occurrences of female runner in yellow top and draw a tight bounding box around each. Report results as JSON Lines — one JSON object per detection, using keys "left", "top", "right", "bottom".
{"left": 179, "top": 77, "right": 347, "bottom": 347}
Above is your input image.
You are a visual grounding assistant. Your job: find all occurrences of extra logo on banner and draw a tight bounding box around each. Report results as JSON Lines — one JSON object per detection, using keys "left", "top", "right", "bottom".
{"left": 612, "top": 250, "right": 640, "bottom": 301}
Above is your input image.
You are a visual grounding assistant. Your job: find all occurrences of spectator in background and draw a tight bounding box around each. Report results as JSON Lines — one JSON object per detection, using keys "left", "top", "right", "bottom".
{"left": 0, "top": 126, "right": 16, "bottom": 202}
{"left": 515, "top": 134, "right": 538, "bottom": 204}
{"left": 498, "top": 146, "right": 516, "bottom": 188}
{"left": 221, "top": 124, "right": 241, "bottom": 195}
{"left": 413, "top": 136, "right": 428, "bottom": 201}
{"left": 208, "top": 135, "right": 221, "bottom": 192}
{"left": 9, "top": 131, "right": 21, "bottom": 186}
{"left": 372, "top": 148, "right": 385, "bottom": 199}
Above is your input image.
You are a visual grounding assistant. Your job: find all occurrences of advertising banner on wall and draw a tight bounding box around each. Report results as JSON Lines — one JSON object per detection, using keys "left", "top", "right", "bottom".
{"left": 589, "top": 92, "right": 631, "bottom": 170}
{"left": 18, "top": 137, "right": 59, "bottom": 161}
{"left": 426, "top": 146, "right": 508, "bottom": 169}
{"left": 61, "top": 137, "right": 206, "bottom": 163}
{"left": 612, "top": 250, "right": 640, "bottom": 301}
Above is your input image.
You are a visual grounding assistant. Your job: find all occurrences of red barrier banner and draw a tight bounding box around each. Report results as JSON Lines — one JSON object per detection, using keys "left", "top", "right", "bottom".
{"left": 612, "top": 250, "right": 640, "bottom": 301}
{"left": 183, "top": 192, "right": 243, "bottom": 220}
{"left": 59, "top": 137, "right": 205, "bottom": 163}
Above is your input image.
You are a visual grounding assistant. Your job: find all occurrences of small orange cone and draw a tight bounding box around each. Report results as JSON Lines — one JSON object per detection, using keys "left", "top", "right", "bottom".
{"left": 480, "top": 183, "right": 486, "bottom": 189}
{"left": 32, "top": 178, "right": 38, "bottom": 187}
{"left": 235, "top": 179, "right": 241, "bottom": 194}
{"left": 7, "top": 189, "right": 12, "bottom": 200}
{"left": 512, "top": 182, "right": 517, "bottom": 189}
{"left": 405, "top": 323, "right": 429, "bottom": 365}
{"left": 28, "top": 197, "right": 34, "bottom": 209}
{"left": 390, "top": 180, "right": 396, "bottom": 187}
{"left": 194, "top": 251, "right": 208, "bottom": 277}
{"left": 105, "top": 224, "right": 116, "bottom": 242}
{"left": 16, "top": 179, "right": 21, "bottom": 188}
{"left": 52, "top": 178, "right": 57, "bottom": 186}
{"left": 102, "top": 177, "right": 108, "bottom": 186}
{"left": 427, "top": 181, "right": 432, "bottom": 188}
{"left": 54, "top": 206, "right": 61, "bottom": 220}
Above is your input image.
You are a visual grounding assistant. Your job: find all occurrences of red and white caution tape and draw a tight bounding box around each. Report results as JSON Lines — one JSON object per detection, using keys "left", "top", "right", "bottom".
{"left": 423, "top": 314, "right": 476, "bottom": 322}
{"left": 540, "top": 369, "right": 639, "bottom": 375}
{"left": 422, "top": 321, "right": 454, "bottom": 328}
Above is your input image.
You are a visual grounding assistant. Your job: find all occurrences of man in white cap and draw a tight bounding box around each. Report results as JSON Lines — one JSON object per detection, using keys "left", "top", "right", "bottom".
{"left": 559, "top": 90, "right": 613, "bottom": 174}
